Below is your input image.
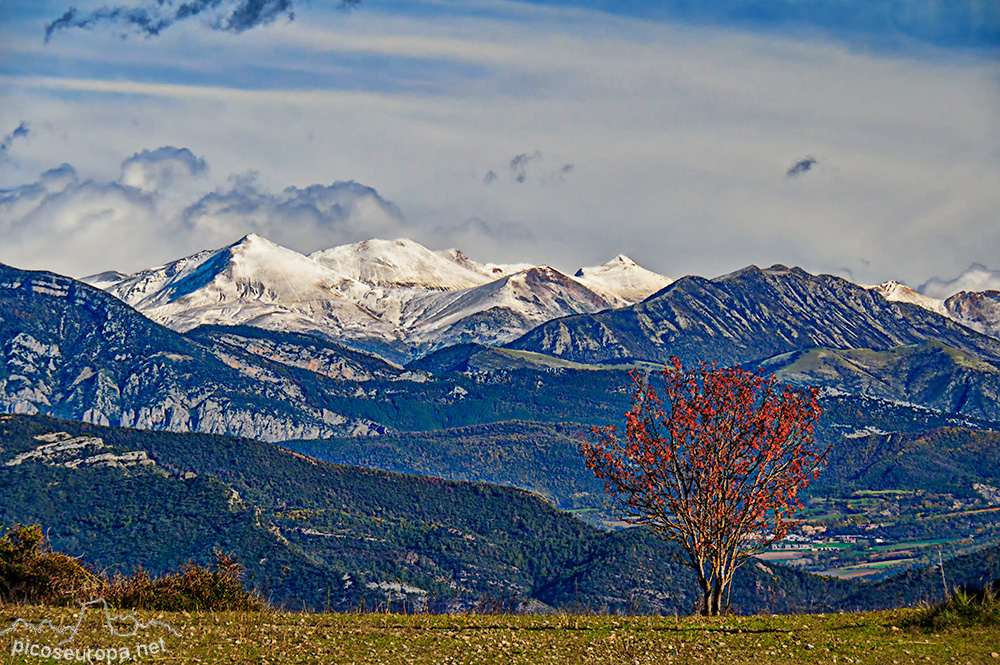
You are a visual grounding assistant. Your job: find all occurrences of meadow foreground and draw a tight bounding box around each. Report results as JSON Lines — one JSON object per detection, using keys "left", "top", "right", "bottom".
{"left": 2, "top": 607, "right": 997, "bottom": 665}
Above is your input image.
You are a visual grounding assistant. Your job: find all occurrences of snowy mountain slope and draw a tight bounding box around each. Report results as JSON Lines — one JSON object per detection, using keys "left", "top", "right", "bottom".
{"left": 80, "top": 270, "right": 129, "bottom": 290}
{"left": 311, "top": 239, "right": 490, "bottom": 290}
{"left": 869, "top": 281, "right": 946, "bottom": 315}
{"left": 404, "top": 266, "right": 616, "bottom": 350}
{"left": 868, "top": 280, "right": 1000, "bottom": 341}
{"left": 436, "top": 248, "right": 534, "bottom": 280}
{"left": 308, "top": 239, "right": 495, "bottom": 330}
{"left": 104, "top": 235, "right": 402, "bottom": 354}
{"left": 91, "top": 235, "right": 670, "bottom": 361}
{"left": 103, "top": 249, "right": 216, "bottom": 306}
{"left": 574, "top": 255, "right": 672, "bottom": 306}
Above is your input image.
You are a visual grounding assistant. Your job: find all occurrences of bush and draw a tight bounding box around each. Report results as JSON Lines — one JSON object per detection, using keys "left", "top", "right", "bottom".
{"left": 0, "top": 524, "right": 102, "bottom": 606}
{"left": 105, "top": 552, "right": 265, "bottom": 612}
{"left": 1, "top": 524, "right": 265, "bottom": 611}
{"left": 908, "top": 582, "right": 1000, "bottom": 631}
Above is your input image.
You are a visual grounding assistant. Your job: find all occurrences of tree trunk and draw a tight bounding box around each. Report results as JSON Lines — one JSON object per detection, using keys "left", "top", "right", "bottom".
{"left": 710, "top": 582, "right": 724, "bottom": 616}
{"left": 697, "top": 571, "right": 712, "bottom": 616}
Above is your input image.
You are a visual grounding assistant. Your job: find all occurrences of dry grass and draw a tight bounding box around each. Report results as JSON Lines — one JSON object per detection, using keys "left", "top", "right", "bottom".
{"left": 2, "top": 606, "right": 998, "bottom": 664}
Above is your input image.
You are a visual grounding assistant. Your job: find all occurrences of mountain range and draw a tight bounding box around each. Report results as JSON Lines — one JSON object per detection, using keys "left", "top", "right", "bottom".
{"left": 87, "top": 235, "right": 673, "bottom": 363}
{"left": 509, "top": 264, "right": 1000, "bottom": 367}
{"left": 5, "top": 234, "right": 1000, "bottom": 444}
{"left": 80, "top": 234, "right": 1000, "bottom": 369}
{"left": 4, "top": 235, "right": 1000, "bottom": 614}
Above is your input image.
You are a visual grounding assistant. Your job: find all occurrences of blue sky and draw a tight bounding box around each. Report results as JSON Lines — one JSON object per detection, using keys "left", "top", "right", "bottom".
{"left": 0, "top": 0, "right": 998, "bottom": 294}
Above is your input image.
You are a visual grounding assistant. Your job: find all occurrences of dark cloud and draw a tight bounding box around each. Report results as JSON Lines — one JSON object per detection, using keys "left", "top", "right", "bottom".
{"left": 0, "top": 122, "right": 30, "bottom": 157}
{"left": 786, "top": 155, "right": 819, "bottom": 178}
{"left": 181, "top": 178, "right": 404, "bottom": 249}
{"left": 482, "top": 152, "right": 575, "bottom": 186}
{"left": 45, "top": 0, "right": 361, "bottom": 42}
{"left": 509, "top": 151, "right": 542, "bottom": 183}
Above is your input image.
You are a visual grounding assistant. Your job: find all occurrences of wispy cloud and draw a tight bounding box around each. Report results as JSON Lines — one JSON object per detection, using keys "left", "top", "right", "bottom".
{"left": 45, "top": 0, "right": 362, "bottom": 42}
{"left": 521, "top": 0, "right": 1000, "bottom": 51}
{"left": 786, "top": 155, "right": 818, "bottom": 178}
{"left": 0, "top": 122, "right": 30, "bottom": 158}
{"left": 482, "top": 152, "right": 573, "bottom": 186}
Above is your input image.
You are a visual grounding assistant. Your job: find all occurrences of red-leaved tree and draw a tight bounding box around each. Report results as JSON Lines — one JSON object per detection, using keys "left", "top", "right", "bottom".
{"left": 581, "top": 358, "right": 826, "bottom": 616}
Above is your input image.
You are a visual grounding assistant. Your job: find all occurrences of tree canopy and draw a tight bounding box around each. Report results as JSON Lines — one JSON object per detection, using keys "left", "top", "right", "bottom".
{"left": 581, "top": 358, "right": 827, "bottom": 615}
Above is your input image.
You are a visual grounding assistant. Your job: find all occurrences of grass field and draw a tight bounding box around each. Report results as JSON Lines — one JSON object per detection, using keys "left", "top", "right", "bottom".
{"left": 2, "top": 607, "right": 998, "bottom": 664}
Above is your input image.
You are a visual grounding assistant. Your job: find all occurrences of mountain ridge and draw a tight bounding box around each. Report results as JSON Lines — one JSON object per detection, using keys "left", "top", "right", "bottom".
{"left": 92, "top": 235, "right": 673, "bottom": 361}
{"left": 508, "top": 264, "right": 1000, "bottom": 367}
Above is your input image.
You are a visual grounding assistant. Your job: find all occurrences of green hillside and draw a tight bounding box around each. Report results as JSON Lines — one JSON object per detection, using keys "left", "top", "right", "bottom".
{"left": 283, "top": 421, "right": 613, "bottom": 525}
{"left": 2, "top": 414, "right": 864, "bottom": 615}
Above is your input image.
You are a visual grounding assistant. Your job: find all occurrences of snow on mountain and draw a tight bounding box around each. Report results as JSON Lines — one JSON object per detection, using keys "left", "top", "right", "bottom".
{"left": 80, "top": 270, "right": 129, "bottom": 290}
{"left": 944, "top": 290, "right": 1000, "bottom": 340}
{"left": 106, "top": 234, "right": 398, "bottom": 343}
{"left": 404, "top": 266, "right": 615, "bottom": 350}
{"left": 574, "top": 255, "right": 673, "bottom": 306}
{"left": 311, "top": 239, "right": 489, "bottom": 291}
{"left": 436, "top": 248, "right": 534, "bottom": 280}
{"left": 105, "top": 249, "right": 217, "bottom": 307}
{"left": 869, "top": 281, "right": 946, "bottom": 315}
{"left": 92, "top": 235, "right": 667, "bottom": 361}
{"left": 867, "top": 281, "right": 1000, "bottom": 341}
{"left": 307, "top": 239, "right": 493, "bottom": 329}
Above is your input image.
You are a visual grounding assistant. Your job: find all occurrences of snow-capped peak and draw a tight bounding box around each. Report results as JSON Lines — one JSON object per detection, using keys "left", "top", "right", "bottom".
{"left": 311, "top": 239, "right": 490, "bottom": 291}
{"left": 607, "top": 254, "right": 638, "bottom": 267}
{"left": 436, "top": 248, "right": 534, "bottom": 280}
{"left": 102, "top": 234, "right": 395, "bottom": 338}
{"left": 869, "top": 280, "right": 945, "bottom": 315}
{"left": 81, "top": 270, "right": 128, "bottom": 289}
{"left": 123, "top": 233, "right": 347, "bottom": 309}
{"left": 574, "top": 255, "right": 673, "bottom": 306}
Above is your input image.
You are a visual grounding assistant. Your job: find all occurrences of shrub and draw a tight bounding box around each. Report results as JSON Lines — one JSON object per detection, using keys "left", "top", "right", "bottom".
{"left": 1, "top": 524, "right": 265, "bottom": 611}
{"left": 105, "top": 552, "right": 265, "bottom": 612}
{"left": 0, "top": 524, "right": 103, "bottom": 606}
{"left": 908, "top": 582, "right": 1000, "bottom": 631}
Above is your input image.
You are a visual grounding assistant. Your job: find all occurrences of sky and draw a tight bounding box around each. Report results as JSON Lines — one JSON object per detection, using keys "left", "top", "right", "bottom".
{"left": 0, "top": 0, "right": 998, "bottom": 296}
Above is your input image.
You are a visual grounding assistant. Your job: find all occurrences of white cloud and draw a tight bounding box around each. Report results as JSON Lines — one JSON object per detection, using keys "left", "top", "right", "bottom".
{"left": 120, "top": 146, "right": 207, "bottom": 193}
{"left": 920, "top": 264, "right": 1000, "bottom": 298}
{"left": 0, "top": 148, "right": 404, "bottom": 277}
